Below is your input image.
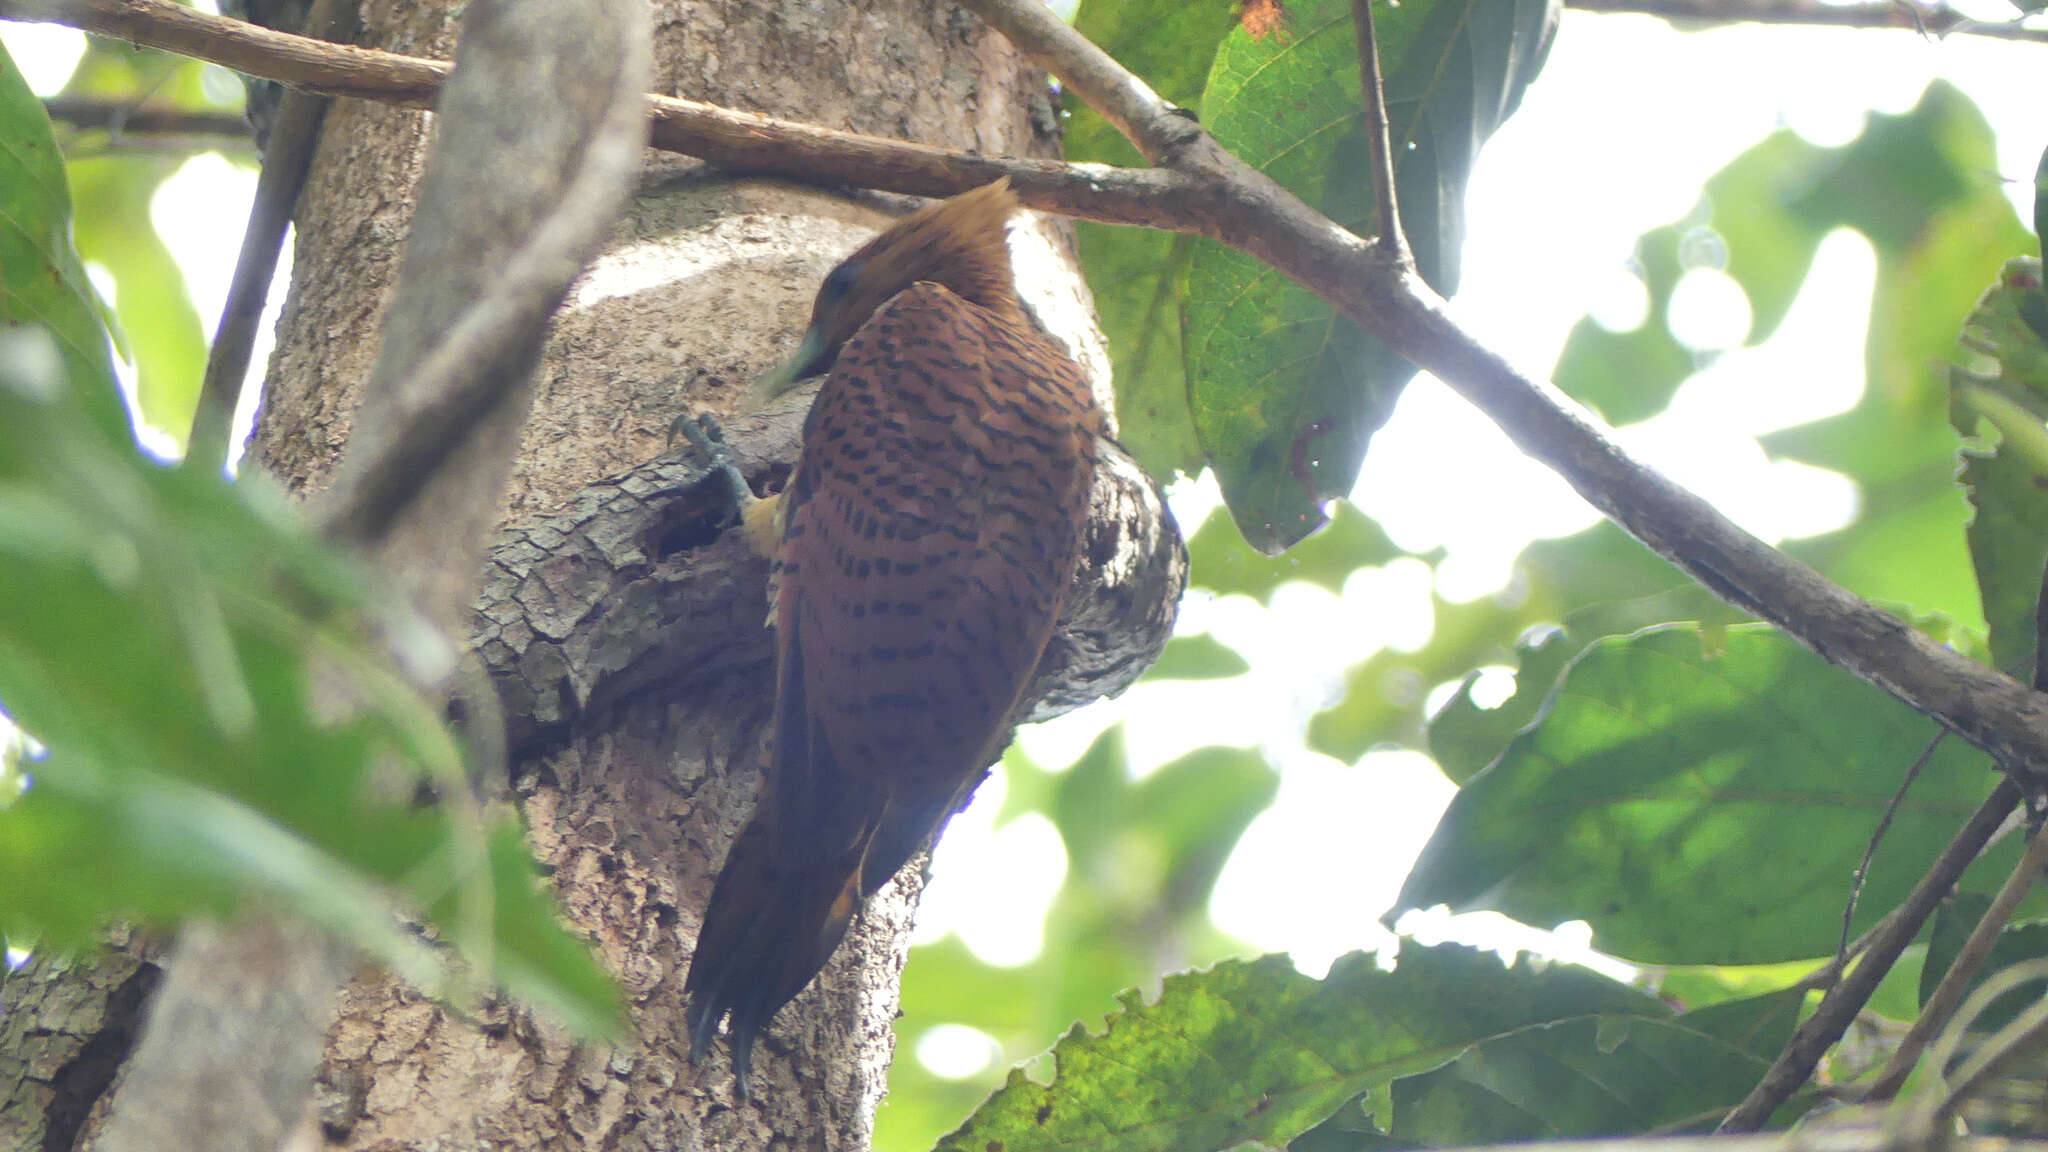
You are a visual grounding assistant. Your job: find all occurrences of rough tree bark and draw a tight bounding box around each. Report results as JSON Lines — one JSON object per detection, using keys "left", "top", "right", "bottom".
{"left": 0, "top": 1, "right": 1183, "bottom": 1150}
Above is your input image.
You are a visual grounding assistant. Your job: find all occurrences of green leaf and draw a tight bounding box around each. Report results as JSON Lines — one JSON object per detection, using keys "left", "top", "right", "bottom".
{"left": 1066, "top": 0, "right": 1238, "bottom": 482}
{"left": 1087, "top": 225, "right": 1204, "bottom": 480}
{"left": 1143, "top": 631, "right": 1251, "bottom": 681}
{"left": 1677, "top": 985, "right": 1805, "bottom": 1062}
{"left": 1186, "top": 501, "right": 1404, "bottom": 601}
{"left": 1427, "top": 628, "right": 1577, "bottom": 785}
{"left": 1055, "top": 736, "right": 1277, "bottom": 931}
{"left": 0, "top": 327, "right": 618, "bottom": 1036}
{"left": 1398, "top": 625, "right": 2002, "bottom": 965}
{"left": 935, "top": 945, "right": 1663, "bottom": 1152}
{"left": 1186, "top": 0, "right": 1557, "bottom": 553}
{"left": 1951, "top": 258, "right": 2048, "bottom": 674}
{"left": 0, "top": 44, "right": 123, "bottom": 442}
{"left": 70, "top": 156, "right": 207, "bottom": 448}
{"left": 1390, "top": 995, "right": 1802, "bottom": 1143}
{"left": 1307, "top": 593, "right": 1534, "bottom": 762}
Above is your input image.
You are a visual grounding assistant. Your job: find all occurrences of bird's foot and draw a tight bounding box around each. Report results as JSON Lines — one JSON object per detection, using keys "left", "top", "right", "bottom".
{"left": 669, "top": 411, "right": 758, "bottom": 527}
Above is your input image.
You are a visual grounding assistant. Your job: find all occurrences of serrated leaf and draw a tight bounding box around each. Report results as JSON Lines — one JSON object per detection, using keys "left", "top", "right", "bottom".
{"left": 1187, "top": 0, "right": 1556, "bottom": 553}
{"left": 1951, "top": 258, "right": 2048, "bottom": 674}
{"left": 0, "top": 44, "right": 123, "bottom": 441}
{"left": 1762, "top": 86, "right": 2030, "bottom": 627}
{"left": 1399, "top": 625, "right": 2002, "bottom": 965}
{"left": 936, "top": 945, "right": 1663, "bottom": 1152}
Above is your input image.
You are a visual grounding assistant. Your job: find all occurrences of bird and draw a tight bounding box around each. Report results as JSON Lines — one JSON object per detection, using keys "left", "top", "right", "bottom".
{"left": 678, "top": 179, "right": 1103, "bottom": 1096}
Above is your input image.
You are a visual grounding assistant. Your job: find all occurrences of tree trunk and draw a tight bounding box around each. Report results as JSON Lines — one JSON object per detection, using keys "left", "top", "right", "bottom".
{"left": 1, "top": 2, "right": 1183, "bottom": 1150}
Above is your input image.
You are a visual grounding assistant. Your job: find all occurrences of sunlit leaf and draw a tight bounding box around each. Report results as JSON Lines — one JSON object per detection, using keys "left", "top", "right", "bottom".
{"left": 937, "top": 945, "right": 1663, "bottom": 1152}
{"left": 70, "top": 156, "right": 207, "bottom": 448}
{"left": 1143, "top": 632, "right": 1250, "bottom": 681}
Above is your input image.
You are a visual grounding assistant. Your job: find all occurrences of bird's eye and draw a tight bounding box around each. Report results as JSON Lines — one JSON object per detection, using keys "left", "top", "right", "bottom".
{"left": 822, "top": 261, "right": 863, "bottom": 301}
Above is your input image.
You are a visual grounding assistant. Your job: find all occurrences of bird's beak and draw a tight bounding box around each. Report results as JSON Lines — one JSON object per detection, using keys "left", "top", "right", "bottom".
{"left": 751, "top": 327, "right": 830, "bottom": 400}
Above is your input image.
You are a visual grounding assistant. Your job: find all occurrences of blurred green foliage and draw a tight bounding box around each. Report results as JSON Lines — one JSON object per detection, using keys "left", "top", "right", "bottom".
{"left": 0, "top": 40, "right": 617, "bottom": 1036}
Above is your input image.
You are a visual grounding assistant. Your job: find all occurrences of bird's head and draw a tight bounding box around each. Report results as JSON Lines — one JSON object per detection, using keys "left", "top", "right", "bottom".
{"left": 753, "top": 179, "right": 1022, "bottom": 399}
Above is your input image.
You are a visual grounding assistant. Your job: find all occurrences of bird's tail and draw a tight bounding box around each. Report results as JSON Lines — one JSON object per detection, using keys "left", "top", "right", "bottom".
{"left": 682, "top": 815, "right": 864, "bottom": 1097}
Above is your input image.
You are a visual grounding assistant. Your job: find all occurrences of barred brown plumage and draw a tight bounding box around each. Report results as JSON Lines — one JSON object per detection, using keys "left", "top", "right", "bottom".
{"left": 680, "top": 180, "right": 1103, "bottom": 1096}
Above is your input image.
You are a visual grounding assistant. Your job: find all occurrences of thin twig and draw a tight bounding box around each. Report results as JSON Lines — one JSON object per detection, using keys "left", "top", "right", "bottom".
{"left": 1350, "top": 0, "right": 1405, "bottom": 259}
{"left": 42, "top": 95, "right": 251, "bottom": 139}
{"left": 1564, "top": 0, "right": 2048, "bottom": 44}
{"left": 1923, "top": 959, "right": 2048, "bottom": 1130}
{"left": 16, "top": 0, "right": 2048, "bottom": 779}
{"left": 1835, "top": 731, "right": 1946, "bottom": 982}
{"left": 183, "top": 0, "right": 353, "bottom": 471}
{"left": 1718, "top": 781, "right": 2023, "bottom": 1133}
{"left": 1865, "top": 819, "right": 2048, "bottom": 1102}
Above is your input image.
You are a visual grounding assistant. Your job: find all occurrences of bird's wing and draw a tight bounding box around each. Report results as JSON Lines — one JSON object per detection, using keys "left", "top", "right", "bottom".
{"left": 767, "top": 282, "right": 1096, "bottom": 891}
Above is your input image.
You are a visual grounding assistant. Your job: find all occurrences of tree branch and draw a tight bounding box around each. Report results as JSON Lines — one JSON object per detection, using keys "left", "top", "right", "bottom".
{"left": 1564, "top": 0, "right": 2048, "bottom": 44}
{"left": 1350, "top": 0, "right": 1406, "bottom": 259}
{"left": 14, "top": 0, "right": 2048, "bottom": 788}
{"left": 41, "top": 96, "right": 252, "bottom": 142}
{"left": 183, "top": 0, "right": 352, "bottom": 471}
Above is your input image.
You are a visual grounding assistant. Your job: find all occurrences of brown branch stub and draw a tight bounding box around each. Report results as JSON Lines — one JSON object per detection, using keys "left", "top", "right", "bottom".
{"left": 1565, "top": 0, "right": 2048, "bottom": 43}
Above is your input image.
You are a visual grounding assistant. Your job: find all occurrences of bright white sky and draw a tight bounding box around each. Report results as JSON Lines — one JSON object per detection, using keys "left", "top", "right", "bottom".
{"left": 4, "top": 2, "right": 2046, "bottom": 1084}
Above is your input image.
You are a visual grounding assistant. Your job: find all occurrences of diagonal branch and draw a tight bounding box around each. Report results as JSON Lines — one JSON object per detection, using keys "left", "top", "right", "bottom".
{"left": 14, "top": 0, "right": 2048, "bottom": 780}
{"left": 1565, "top": 0, "right": 2048, "bottom": 44}
{"left": 1718, "top": 781, "right": 2023, "bottom": 1133}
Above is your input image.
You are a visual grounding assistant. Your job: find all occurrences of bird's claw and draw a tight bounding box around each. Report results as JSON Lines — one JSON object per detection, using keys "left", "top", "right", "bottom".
{"left": 669, "top": 411, "right": 757, "bottom": 527}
